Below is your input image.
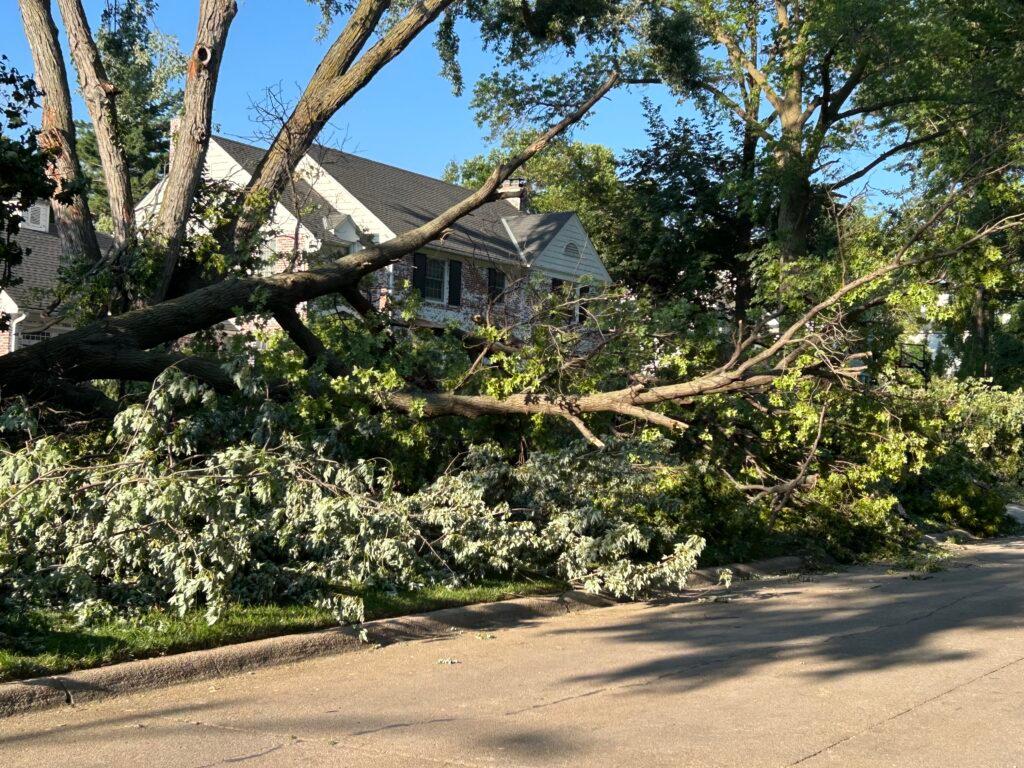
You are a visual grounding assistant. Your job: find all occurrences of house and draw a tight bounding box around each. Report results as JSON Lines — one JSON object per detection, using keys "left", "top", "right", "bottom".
{"left": 0, "top": 201, "right": 113, "bottom": 354}
{"left": 2, "top": 136, "right": 610, "bottom": 355}
{"left": 138, "top": 136, "right": 611, "bottom": 332}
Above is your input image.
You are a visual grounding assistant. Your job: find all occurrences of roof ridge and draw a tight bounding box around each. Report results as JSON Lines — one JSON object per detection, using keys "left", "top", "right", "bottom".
{"left": 214, "top": 134, "right": 515, "bottom": 209}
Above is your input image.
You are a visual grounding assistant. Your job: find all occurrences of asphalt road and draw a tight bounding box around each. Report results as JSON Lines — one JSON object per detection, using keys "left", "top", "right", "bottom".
{"left": 4, "top": 538, "right": 1024, "bottom": 767}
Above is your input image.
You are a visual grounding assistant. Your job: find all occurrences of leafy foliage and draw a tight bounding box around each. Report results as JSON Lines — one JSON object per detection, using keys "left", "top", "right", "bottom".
{"left": 0, "top": 368, "right": 708, "bottom": 626}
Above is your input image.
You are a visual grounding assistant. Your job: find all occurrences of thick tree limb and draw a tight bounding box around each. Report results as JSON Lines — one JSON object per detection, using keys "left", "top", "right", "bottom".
{"left": 18, "top": 0, "right": 101, "bottom": 265}
{"left": 383, "top": 372, "right": 776, "bottom": 438}
{"left": 713, "top": 25, "right": 782, "bottom": 115}
{"left": 151, "top": 0, "right": 237, "bottom": 302}
{"left": 231, "top": 0, "right": 445, "bottom": 251}
{"left": 56, "top": 0, "right": 135, "bottom": 249}
{"left": 273, "top": 305, "right": 348, "bottom": 377}
{"left": 42, "top": 379, "right": 120, "bottom": 418}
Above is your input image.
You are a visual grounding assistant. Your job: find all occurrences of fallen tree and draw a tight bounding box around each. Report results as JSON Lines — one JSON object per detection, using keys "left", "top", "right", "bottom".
{"left": 7, "top": 0, "right": 1023, "bottom": 454}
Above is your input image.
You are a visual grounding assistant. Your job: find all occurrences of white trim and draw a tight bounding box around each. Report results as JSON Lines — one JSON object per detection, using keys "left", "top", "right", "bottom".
{"left": 500, "top": 217, "right": 528, "bottom": 264}
{"left": 8, "top": 311, "right": 26, "bottom": 352}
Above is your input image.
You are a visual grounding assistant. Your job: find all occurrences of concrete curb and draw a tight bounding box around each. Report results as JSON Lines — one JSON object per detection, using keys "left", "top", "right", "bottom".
{"left": 685, "top": 555, "right": 806, "bottom": 587}
{"left": 0, "top": 555, "right": 807, "bottom": 718}
{"left": 922, "top": 528, "right": 984, "bottom": 546}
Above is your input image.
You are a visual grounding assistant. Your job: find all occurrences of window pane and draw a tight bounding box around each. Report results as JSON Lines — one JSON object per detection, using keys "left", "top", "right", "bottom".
{"left": 423, "top": 258, "right": 445, "bottom": 301}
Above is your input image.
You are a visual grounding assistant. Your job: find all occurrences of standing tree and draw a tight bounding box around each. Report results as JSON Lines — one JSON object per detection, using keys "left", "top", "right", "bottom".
{"left": 462, "top": 0, "right": 1024, "bottom": 261}
{"left": 75, "top": 0, "right": 185, "bottom": 232}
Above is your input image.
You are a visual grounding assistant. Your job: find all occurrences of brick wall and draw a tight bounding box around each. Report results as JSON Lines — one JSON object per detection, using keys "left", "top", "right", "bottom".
{"left": 369, "top": 253, "right": 534, "bottom": 336}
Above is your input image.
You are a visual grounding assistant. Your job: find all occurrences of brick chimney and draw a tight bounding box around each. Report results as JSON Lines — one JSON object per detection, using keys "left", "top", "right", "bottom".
{"left": 497, "top": 177, "right": 529, "bottom": 211}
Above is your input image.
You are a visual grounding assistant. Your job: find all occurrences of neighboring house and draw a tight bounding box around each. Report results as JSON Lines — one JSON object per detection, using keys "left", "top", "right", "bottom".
{"left": 1, "top": 136, "right": 610, "bottom": 356}
{"left": 139, "top": 136, "right": 611, "bottom": 334}
{"left": 0, "top": 201, "right": 113, "bottom": 355}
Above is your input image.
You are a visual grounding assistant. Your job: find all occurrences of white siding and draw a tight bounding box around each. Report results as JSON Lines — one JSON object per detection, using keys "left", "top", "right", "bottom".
{"left": 206, "top": 141, "right": 312, "bottom": 247}
{"left": 298, "top": 155, "right": 394, "bottom": 242}
{"left": 531, "top": 214, "right": 610, "bottom": 283}
{"left": 135, "top": 141, "right": 316, "bottom": 249}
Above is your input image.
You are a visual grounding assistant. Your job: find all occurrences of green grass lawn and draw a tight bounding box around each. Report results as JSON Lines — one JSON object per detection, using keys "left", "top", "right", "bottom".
{"left": 0, "top": 579, "right": 564, "bottom": 683}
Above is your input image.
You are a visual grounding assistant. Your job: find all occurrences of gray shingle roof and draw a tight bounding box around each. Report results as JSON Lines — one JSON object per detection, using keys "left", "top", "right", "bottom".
{"left": 5, "top": 218, "right": 113, "bottom": 311}
{"left": 213, "top": 135, "right": 574, "bottom": 266}
{"left": 502, "top": 212, "right": 574, "bottom": 261}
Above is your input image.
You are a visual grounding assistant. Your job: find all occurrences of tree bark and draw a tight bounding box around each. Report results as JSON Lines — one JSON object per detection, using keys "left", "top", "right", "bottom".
{"left": 732, "top": 17, "right": 761, "bottom": 323}
{"left": 775, "top": 149, "right": 811, "bottom": 261}
{"left": 968, "top": 285, "right": 991, "bottom": 377}
{"left": 55, "top": 0, "right": 135, "bottom": 250}
{"left": 231, "top": 0, "right": 448, "bottom": 251}
{"left": 18, "top": 0, "right": 101, "bottom": 265}
{"left": 151, "top": 0, "right": 237, "bottom": 302}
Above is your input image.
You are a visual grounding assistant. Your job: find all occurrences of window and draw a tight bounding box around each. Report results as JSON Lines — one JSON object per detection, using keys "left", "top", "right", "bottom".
{"left": 423, "top": 258, "right": 446, "bottom": 301}
{"left": 563, "top": 242, "right": 581, "bottom": 262}
{"left": 18, "top": 330, "right": 51, "bottom": 347}
{"left": 487, "top": 267, "right": 506, "bottom": 302}
{"left": 412, "top": 253, "right": 462, "bottom": 306}
{"left": 551, "top": 277, "right": 566, "bottom": 293}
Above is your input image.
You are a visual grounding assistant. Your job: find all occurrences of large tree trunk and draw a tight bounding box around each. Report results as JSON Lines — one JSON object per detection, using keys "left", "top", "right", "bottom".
{"left": 151, "top": 0, "right": 237, "bottom": 302}
{"left": 18, "top": 0, "right": 100, "bottom": 266}
{"left": 776, "top": 152, "right": 812, "bottom": 262}
{"left": 731, "top": 122, "right": 757, "bottom": 323}
{"left": 231, "top": 0, "right": 449, "bottom": 251}
{"left": 774, "top": 36, "right": 811, "bottom": 264}
{"left": 732, "top": 26, "right": 761, "bottom": 324}
{"left": 967, "top": 285, "right": 991, "bottom": 377}
{"left": 56, "top": 0, "right": 135, "bottom": 251}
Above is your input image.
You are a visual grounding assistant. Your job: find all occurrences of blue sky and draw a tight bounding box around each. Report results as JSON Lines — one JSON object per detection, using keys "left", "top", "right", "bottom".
{"left": 1, "top": 0, "right": 902, "bottom": 195}
{"left": 1, "top": 0, "right": 682, "bottom": 178}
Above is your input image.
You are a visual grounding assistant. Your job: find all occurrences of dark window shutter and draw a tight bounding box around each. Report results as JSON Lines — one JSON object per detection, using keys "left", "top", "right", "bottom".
{"left": 487, "top": 267, "right": 506, "bottom": 302}
{"left": 412, "top": 253, "right": 427, "bottom": 295}
{"left": 577, "top": 285, "right": 590, "bottom": 323}
{"left": 447, "top": 260, "right": 462, "bottom": 306}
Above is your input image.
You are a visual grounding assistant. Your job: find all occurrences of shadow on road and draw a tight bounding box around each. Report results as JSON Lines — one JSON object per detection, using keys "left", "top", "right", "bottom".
{"left": 554, "top": 539, "right": 1024, "bottom": 694}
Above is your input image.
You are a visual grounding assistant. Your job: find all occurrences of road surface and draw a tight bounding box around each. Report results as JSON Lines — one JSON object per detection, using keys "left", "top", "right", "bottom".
{"left": 4, "top": 538, "right": 1024, "bottom": 767}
